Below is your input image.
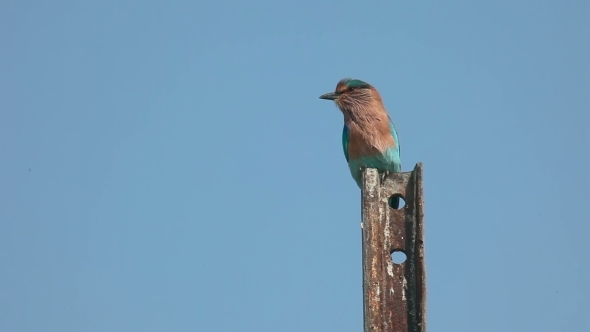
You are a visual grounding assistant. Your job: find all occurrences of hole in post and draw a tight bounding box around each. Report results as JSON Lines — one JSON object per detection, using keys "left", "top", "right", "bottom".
{"left": 388, "top": 194, "right": 405, "bottom": 210}
{"left": 391, "top": 250, "right": 407, "bottom": 264}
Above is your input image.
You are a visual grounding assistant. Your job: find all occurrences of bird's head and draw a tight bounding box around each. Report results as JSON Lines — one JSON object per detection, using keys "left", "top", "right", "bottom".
{"left": 319, "top": 78, "right": 379, "bottom": 110}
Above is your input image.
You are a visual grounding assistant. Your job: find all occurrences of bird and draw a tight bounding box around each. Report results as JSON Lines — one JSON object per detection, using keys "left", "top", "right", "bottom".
{"left": 319, "top": 78, "right": 401, "bottom": 209}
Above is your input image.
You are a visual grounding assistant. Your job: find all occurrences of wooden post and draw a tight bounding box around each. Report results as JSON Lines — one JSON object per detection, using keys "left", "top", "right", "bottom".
{"left": 361, "top": 163, "right": 426, "bottom": 332}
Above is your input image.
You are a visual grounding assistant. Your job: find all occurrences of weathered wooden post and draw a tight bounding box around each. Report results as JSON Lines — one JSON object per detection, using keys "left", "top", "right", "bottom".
{"left": 361, "top": 163, "right": 426, "bottom": 332}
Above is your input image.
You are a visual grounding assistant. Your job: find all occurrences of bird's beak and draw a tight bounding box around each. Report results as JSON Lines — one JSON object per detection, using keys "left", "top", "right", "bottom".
{"left": 319, "top": 92, "right": 339, "bottom": 100}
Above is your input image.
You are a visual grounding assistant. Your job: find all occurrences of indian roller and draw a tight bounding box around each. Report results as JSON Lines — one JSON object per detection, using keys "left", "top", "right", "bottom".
{"left": 319, "top": 78, "right": 402, "bottom": 209}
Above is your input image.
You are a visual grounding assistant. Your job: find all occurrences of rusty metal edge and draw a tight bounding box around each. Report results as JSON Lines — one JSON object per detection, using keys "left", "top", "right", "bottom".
{"left": 394, "top": 163, "right": 426, "bottom": 332}
{"left": 361, "top": 168, "right": 379, "bottom": 332}
{"left": 414, "top": 162, "right": 426, "bottom": 331}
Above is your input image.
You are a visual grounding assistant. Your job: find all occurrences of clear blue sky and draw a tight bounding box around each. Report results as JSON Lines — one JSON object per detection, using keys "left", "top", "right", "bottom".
{"left": 1, "top": 1, "right": 589, "bottom": 331}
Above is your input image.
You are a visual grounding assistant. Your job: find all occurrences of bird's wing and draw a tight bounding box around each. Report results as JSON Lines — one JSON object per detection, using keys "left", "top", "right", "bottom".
{"left": 342, "top": 124, "right": 350, "bottom": 162}
{"left": 389, "top": 118, "right": 400, "bottom": 157}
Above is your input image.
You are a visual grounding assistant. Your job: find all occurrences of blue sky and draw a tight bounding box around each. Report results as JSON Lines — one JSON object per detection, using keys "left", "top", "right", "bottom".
{"left": 1, "top": 1, "right": 589, "bottom": 331}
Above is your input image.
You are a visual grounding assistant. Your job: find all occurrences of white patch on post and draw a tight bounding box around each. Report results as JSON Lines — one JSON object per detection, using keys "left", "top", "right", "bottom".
{"left": 387, "top": 260, "right": 394, "bottom": 276}
{"left": 402, "top": 277, "right": 407, "bottom": 301}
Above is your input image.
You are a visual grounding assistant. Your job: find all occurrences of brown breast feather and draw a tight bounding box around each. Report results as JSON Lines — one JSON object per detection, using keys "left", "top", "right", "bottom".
{"left": 346, "top": 112, "right": 395, "bottom": 160}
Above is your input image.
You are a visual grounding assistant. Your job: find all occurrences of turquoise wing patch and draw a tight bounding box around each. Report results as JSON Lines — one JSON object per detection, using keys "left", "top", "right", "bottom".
{"left": 342, "top": 124, "right": 349, "bottom": 162}
{"left": 389, "top": 118, "right": 400, "bottom": 156}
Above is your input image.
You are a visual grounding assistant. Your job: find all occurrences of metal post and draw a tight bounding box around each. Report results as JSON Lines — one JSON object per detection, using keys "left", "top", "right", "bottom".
{"left": 361, "top": 163, "right": 426, "bottom": 332}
